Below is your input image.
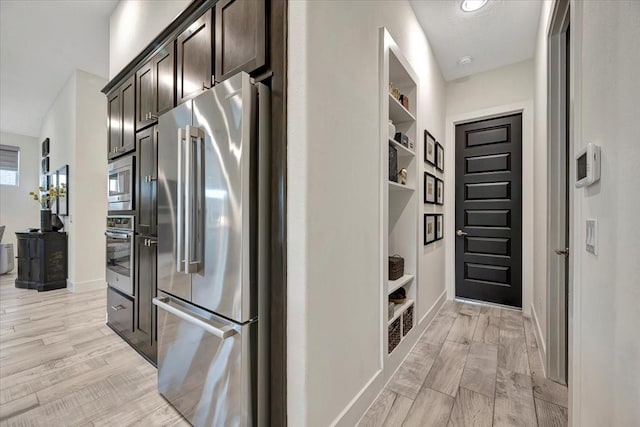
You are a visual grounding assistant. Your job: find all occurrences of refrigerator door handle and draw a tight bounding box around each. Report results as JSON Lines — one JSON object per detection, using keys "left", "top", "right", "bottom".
{"left": 153, "top": 297, "right": 236, "bottom": 339}
{"left": 176, "top": 127, "right": 186, "bottom": 273}
{"left": 184, "top": 125, "right": 204, "bottom": 274}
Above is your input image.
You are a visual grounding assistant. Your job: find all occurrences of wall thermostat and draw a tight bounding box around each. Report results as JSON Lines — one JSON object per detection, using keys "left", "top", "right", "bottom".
{"left": 575, "top": 143, "right": 601, "bottom": 188}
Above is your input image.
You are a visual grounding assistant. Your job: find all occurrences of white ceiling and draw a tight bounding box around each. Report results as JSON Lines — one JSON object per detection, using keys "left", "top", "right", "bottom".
{"left": 0, "top": 0, "right": 117, "bottom": 137}
{"left": 410, "top": 0, "right": 542, "bottom": 81}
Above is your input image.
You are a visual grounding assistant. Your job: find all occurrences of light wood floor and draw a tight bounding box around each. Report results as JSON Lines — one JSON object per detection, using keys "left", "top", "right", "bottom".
{"left": 0, "top": 274, "right": 188, "bottom": 427}
{"left": 359, "top": 300, "right": 568, "bottom": 427}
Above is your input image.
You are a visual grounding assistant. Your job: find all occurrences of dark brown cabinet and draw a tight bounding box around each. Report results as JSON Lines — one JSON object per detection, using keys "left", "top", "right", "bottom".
{"left": 15, "top": 232, "right": 67, "bottom": 292}
{"left": 215, "top": 0, "right": 266, "bottom": 81}
{"left": 176, "top": 9, "right": 213, "bottom": 104}
{"left": 134, "top": 235, "right": 157, "bottom": 363}
{"left": 136, "top": 126, "right": 158, "bottom": 235}
{"left": 108, "top": 75, "right": 136, "bottom": 159}
{"left": 136, "top": 44, "right": 175, "bottom": 130}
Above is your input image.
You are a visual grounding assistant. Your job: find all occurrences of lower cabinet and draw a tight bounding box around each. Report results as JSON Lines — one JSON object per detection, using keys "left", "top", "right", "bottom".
{"left": 134, "top": 234, "right": 158, "bottom": 363}
{"left": 15, "top": 231, "right": 67, "bottom": 292}
{"left": 107, "top": 286, "right": 135, "bottom": 341}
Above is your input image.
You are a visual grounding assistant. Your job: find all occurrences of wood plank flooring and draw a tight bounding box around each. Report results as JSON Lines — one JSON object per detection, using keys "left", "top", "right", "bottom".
{"left": 359, "top": 300, "right": 568, "bottom": 427}
{"left": 0, "top": 274, "right": 188, "bottom": 426}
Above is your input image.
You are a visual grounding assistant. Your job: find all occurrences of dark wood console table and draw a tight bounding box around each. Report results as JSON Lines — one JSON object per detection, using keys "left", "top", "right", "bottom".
{"left": 15, "top": 231, "right": 68, "bottom": 291}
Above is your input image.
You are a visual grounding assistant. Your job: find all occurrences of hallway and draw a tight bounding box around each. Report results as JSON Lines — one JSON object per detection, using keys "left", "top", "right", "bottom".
{"left": 359, "top": 301, "right": 567, "bottom": 426}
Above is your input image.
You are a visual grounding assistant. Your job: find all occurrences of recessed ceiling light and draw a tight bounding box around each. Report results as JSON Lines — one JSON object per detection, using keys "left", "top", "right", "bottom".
{"left": 459, "top": 56, "right": 473, "bottom": 65}
{"left": 461, "top": 0, "right": 488, "bottom": 12}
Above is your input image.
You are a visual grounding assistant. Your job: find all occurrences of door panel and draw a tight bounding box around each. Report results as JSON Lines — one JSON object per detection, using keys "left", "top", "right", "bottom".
{"left": 455, "top": 114, "right": 522, "bottom": 307}
{"left": 136, "top": 61, "right": 154, "bottom": 130}
{"left": 107, "top": 91, "right": 121, "bottom": 159}
{"left": 155, "top": 45, "right": 175, "bottom": 115}
{"left": 121, "top": 76, "right": 136, "bottom": 155}
{"left": 137, "top": 127, "right": 157, "bottom": 235}
{"left": 176, "top": 9, "right": 212, "bottom": 104}
{"left": 135, "top": 234, "right": 157, "bottom": 362}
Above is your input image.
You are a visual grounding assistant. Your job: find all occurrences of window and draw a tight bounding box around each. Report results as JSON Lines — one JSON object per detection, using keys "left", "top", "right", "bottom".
{"left": 0, "top": 144, "right": 20, "bottom": 186}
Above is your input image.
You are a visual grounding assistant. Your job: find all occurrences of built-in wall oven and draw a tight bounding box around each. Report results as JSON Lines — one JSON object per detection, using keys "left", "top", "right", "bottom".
{"left": 108, "top": 155, "right": 134, "bottom": 211}
{"left": 106, "top": 215, "right": 134, "bottom": 296}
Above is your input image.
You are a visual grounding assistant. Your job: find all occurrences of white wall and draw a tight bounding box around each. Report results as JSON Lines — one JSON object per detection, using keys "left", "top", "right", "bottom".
{"left": 444, "top": 60, "right": 535, "bottom": 317}
{"left": 0, "top": 132, "right": 40, "bottom": 257}
{"left": 109, "top": 0, "right": 190, "bottom": 78}
{"left": 39, "top": 70, "right": 107, "bottom": 291}
{"left": 571, "top": 1, "right": 640, "bottom": 425}
{"left": 288, "top": 1, "right": 446, "bottom": 426}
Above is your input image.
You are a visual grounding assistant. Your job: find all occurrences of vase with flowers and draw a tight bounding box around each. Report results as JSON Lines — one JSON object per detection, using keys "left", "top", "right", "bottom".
{"left": 29, "top": 184, "right": 66, "bottom": 232}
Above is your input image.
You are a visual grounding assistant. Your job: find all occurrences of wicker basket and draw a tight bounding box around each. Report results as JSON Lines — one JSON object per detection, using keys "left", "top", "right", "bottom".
{"left": 388, "top": 317, "right": 401, "bottom": 354}
{"left": 388, "top": 255, "right": 404, "bottom": 281}
{"left": 402, "top": 303, "right": 414, "bottom": 336}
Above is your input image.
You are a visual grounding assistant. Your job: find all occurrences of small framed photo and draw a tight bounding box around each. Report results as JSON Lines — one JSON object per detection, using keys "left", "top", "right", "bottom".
{"left": 436, "top": 214, "right": 444, "bottom": 240}
{"left": 424, "top": 214, "right": 437, "bottom": 245}
{"left": 41, "top": 157, "right": 49, "bottom": 174}
{"left": 42, "top": 138, "right": 50, "bottom": 157}
{"left": 424, "top": 130, "right": 436, "bottom": 166}
{"left": 424, "top": 172, "right": 436, "bottom": 204}
{"left": 436, "top": 141, "right": 444, "bottom": 172}
{"left": 436, "top": 178, "right": 444, "bottom": 205}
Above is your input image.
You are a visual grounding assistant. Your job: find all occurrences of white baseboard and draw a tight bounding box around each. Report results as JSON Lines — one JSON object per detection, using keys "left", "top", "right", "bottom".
{"left": 334, "top": 289, "right": 447, "bottom": 427}
{"left": 67, "top": 278, "right": 106, "bottom": 293}
{"left": 531, "top": 303, "right": 547, "bottom": 376}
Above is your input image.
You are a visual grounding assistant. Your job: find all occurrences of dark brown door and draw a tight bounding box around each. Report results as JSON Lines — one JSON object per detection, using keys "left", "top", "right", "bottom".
{"left": 136, "top": 60, "right": 154, "bottom": 130}
{"left": 455, "top": 114, "right": 523, "bottom": 307}
{"left": 154, "top": 44, "right": 175, "bottom": 116}
{"left": 134, "top": 234, "right": 157, "bottom": 362}
{"left": 177, "top": 9, "right": 213, "bottom": 104}
{"left": 107, "top": 90, "right": 121, "bottom": 159}
{"left": 137, "top": 126, "right": 157, "bottom": 236}
{"left": 120, "top": 76, "right": 136, "bottom": 155}
{"left": 215, "top": 0, "right": 266, "bottom": 82}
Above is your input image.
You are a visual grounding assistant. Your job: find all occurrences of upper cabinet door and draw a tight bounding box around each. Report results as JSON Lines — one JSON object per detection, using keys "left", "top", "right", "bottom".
{"left": 215, "top": 0, "right": 266, "bottom": 82}
{"left": 154, "top": 44, "right": 175, "bottom": 116}
{"left": 136, "top": 60, "right": 155, "bottom": 130}
{"left": 107, "top": 91, "right": 121, "bottom": 159}
{"left": 121, "top": 75, "right": 136, "bottom": 155}
{"left": 137, "top": 126, "right": 158, "bottom": 236}
{"left": 176, "top": 9, "right": 213, "bottom": 104}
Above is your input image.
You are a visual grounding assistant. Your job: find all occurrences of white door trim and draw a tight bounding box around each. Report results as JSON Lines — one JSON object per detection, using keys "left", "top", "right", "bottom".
{"left": 445, "top": 100, "right": 534, "bottom": 316}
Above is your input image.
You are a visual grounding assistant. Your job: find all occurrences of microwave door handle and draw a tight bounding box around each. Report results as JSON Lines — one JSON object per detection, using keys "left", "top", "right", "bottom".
{"left": 105, "top": 231, "right": 130, "bottom": 240}
{"left": 176, "top": 127, "right": 185, "bottom": 273}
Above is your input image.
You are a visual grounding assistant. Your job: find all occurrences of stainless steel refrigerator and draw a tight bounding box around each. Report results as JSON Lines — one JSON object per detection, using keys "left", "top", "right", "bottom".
{"left": 153, "top": 72, "right": 269, "bottom": 427}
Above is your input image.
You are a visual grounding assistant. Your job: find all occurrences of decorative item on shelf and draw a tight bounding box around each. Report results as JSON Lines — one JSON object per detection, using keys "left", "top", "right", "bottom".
{"left": 388, "top": 317, "right": 401, "bottom": 354}
{"left": 388, "top": 255, "right": 404, "bottom": 280}
{"left": 389, "top": 144, "right": 398, "bottom": 182}
{"left": 388, "top": 120, "right": 396, "bottom": 140}
{"left": 388, "top": 302, "right": 396, "bottom": 320}
{"left": 436, "top": 141, "right": 444, "bottom": 171}
{"left": 424, "top": 130, "right": 436, "bottom": 166}
{"left": 424, "top": 172, "right": 436, "bottom": 204}
{"left": 394, "top": 132, "right": 409, "bottom": 148}
{"left": 424, "top": 214, "right": 437, "bottom": 245}
{"left": 397, "top": 168, "right": 408, "bottom": 185}
{"left": 389, "top": 287, "right": 406, "bottom": 304}
{"left": 408, "top": 138, "right": 415, "bottom": 150}
{"left": 388, "top": 82, "right": 401, "bottom": 100}
{"left": 29, "top": 184, "right": 66, "bottom": 232}
{"left": 436, "top": 177, "right": 444, "bottom": 205}
{"left": 399, "top": 94, "right": 410, "bottom": 110}
{"left": 402, "top": 303, "right": 414, "bottom": 336}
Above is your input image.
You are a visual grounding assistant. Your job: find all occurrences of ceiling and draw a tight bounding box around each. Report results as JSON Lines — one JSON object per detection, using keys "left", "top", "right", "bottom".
{"left": 0, "top": 0, "right": 117, "bottom": 137}
{"left": 410, "top": 0, "right": 542, "bottom": 81}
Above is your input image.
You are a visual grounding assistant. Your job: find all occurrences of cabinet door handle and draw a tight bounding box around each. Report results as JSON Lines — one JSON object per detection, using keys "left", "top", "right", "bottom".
{"left": 147, "top": 240, "right": 157, "bottom": 246}
{"left": 111, "top": 304, "right": 125, "bottom": 311}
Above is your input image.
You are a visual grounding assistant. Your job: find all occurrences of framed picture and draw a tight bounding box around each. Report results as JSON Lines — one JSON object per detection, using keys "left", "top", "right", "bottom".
{"left": 436, "top": 141, "right": 444, "bottom": 171}
{"left": 436, "top": 214, "right": 444, "bottom": 240}
{"left": 424, "top": 172, "right": 436, "bottom": 204}
{"left": 56, "top": 165, "right": 69, "bottom": 216}
{"left": 42, "top": 138, "right": 50, "bottom": 157}
{"left": 436, "top": 178, "right": 444, "bottom": 205}
{"left": 41, "top": 157, "right": 49, "bottom": 174}
{"left": 424, "top": 214, "right": 437, "bottom": 245}
{"left": 424, "top": 130, "right": 436, "bottom": 166}
{"left": 49, "top": 172, "right": 58, "bottom": 214}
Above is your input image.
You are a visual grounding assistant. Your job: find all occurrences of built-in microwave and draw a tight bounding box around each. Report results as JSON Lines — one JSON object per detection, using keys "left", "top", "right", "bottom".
{"left": 108, "top": 155, "right": 134, "bottom": 211}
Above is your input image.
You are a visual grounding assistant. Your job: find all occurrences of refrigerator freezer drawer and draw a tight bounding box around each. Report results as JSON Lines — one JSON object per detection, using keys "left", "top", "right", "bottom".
{"left": 154, "top": 293, "right": 257, "bottom": 427}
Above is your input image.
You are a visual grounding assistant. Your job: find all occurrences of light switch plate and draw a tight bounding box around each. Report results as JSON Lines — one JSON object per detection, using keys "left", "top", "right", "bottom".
{"left": 586, "top": 219, "right": 598, "bottom": 255}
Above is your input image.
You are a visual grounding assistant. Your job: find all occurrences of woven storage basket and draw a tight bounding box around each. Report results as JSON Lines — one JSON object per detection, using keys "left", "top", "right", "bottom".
{"left": 388, "top": 317, "right": 401, "bottom": 354}
{"left": 388, "top": 255, "right": 404, "bottom": 281}
{"left": 402, "top": 303, "right": 414, "bottom": 336}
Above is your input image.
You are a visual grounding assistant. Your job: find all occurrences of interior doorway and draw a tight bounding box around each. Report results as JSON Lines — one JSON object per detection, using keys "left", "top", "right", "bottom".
{"left": 547, "top": 0, "right": 571, "bottom": 385}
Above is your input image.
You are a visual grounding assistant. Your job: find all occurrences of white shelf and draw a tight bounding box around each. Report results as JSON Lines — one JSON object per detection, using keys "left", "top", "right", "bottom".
{"left": 388, "top": 274, "right": 414, "bottom": 295}
{"left": 388, "top": 181, "right": 415, "bottom": 192}
{"left": 388, "top": 298, "right": 414, "bottom": 325}
{"left": 389, "top": 138, "right": 415, "bottom": 157}
{"left": 388, "top": 94, "right": 416, "bottom": 123}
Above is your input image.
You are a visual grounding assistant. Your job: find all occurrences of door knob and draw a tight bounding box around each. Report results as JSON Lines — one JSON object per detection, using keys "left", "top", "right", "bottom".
{"left": 456, "top": 230, "right": 468, "bottom": 237}
{"left": 555, "top": 248, "right": 570, "bottom": 256}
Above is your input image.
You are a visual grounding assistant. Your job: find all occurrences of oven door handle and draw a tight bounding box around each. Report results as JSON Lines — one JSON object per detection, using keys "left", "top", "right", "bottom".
{"left": 104, "top": 231, "right": 131, "bottom": 240}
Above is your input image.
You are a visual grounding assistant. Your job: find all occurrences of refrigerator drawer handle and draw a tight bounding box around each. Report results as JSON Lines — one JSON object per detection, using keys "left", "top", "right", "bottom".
{"left": 152, "top": 297, "right": 236, "bottom": 339}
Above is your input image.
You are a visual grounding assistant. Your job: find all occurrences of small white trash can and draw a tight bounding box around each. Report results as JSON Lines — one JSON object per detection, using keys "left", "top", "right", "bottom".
{"left": 0, "top": 243, "right": 15, "bottom": 274}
